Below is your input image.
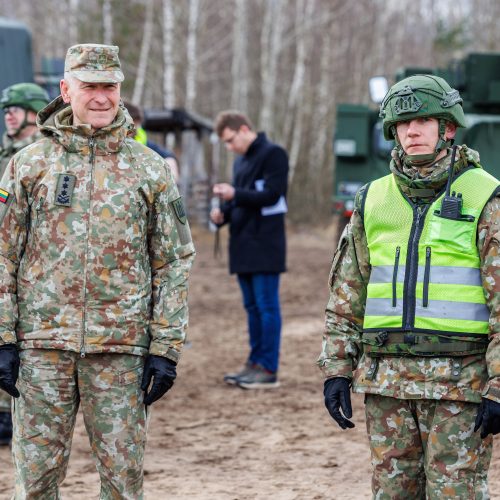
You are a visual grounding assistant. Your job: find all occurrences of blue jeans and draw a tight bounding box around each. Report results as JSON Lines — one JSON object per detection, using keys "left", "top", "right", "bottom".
{"left": 237, "top": 273, "right": 281, "bottom": 373}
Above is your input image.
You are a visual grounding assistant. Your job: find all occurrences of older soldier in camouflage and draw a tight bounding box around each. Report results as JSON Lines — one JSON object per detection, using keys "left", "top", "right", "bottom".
{"left": 0, "top": 44, "right": 195, "bottom": 499}
{"left": 0, "top": 83, "right": 49, "bottom": 446}
{"left": 319, "top": 75, "right": 500, "bottom": 499}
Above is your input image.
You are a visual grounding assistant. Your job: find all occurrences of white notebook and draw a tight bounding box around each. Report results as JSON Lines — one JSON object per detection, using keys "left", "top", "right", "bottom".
{"left": 255, "top": 179, "right": 288, "bottom": 216}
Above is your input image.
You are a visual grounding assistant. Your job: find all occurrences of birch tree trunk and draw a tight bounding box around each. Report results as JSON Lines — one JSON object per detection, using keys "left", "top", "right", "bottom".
{"left": 185, "top": 0, "right": 199, "bottom": 110}
{"left": 230, "top": 0, "right": 248, "bottom": 111}
{"left": 102, "top": 0, "right": 113, "bottom": 45}
{"left": 287, "top": 0, "right": 314, "bottom": 182}
{"left": 259, "top": 0, "right": 284, "bottom": 135}
{"left": 68, "top": 0, "right": 79, "bottom": 46}
{"left": 132, "top": 0, "right": 155, "bottom": 105}
{"left": 162, "top": 0, "right": 175, "bottom": 109}
{"left": 311, "top": 28, "right": 333, "bottom": 178}
{"left": 162, "top": 0, "right": 176, "bottom": 151}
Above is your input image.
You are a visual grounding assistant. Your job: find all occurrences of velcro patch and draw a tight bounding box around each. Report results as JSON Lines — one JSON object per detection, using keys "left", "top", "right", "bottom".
{"left": 55, "top": 174, "right": 76, "bottom": 207}
{"left": 0, "top": 188, "right": 9, "bottom": 204}
{"left": 171, "top": 197, "right": 186, "bottom": 224}
{"left": 169, "top": 197, "right": 191, "bottom": 245}
{"left": 0, "top": 189, "right": 14, "bottom": 226}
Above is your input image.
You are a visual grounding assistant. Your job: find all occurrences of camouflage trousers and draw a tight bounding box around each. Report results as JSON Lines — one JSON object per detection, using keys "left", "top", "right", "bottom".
{"left": 11, "top": 349, "right": 149, "bottom": 500}
{"left": 365, "top": 394, "right": 492, "bottom": 500}
{"left": 0, "top": 387, "right": 10, "bottom": 412}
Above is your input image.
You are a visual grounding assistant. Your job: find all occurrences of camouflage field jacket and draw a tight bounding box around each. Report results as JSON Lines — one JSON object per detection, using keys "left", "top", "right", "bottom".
{"left": 0, "top": 98, "right": 195, "bottom": 363}
{"left": 0, "top": 130, "right": 43, "bottom": 180}
{"left": 319, "top": 146, "right": 500, "bottom": 404}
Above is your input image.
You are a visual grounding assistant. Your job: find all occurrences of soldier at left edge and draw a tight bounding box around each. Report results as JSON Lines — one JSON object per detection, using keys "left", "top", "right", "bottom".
{"left": 0, "top": 82, "right": 49, "bottom": 446}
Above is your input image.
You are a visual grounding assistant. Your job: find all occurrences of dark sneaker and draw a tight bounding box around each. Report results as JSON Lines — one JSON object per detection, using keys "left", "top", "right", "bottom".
{"left": 0, "top": 411, "right": 12, "bottom": 446}
{"left": 223, "top": 362, "right": 254, "bottom": 386}
{"left": 236, "top": 365, "right": 280, "bottom": 389}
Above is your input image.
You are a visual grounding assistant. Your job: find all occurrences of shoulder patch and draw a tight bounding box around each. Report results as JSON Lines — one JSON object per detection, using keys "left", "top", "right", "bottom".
{"left": 0, "top": 189, "right": 14, "bottom": 226}
{"left": 169, "top": 196, "right": 191, "bottom": 245}
{"left": 0, "top": 188, "right": 10, "bottom": 204}
{"left": 171, "top": 197, "right": 186, "bottom": 225}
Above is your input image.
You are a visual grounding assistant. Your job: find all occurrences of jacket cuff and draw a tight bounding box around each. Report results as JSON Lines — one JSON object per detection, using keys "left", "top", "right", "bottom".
{"left": 149, "top": 342, "right": 181, "bottom": 364}
{"left": 482, "top": 380, "right": 500, "bottom": 404}
{"left": 319, "top": 358, "right": 353, "bottom": 380}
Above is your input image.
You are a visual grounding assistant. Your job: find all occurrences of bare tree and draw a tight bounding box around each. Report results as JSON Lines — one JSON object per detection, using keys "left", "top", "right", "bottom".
{"left": 259, "top": 0, "right": 285, "bottom": 135}
{"left": 185, "top": 0, "right": 200, "bottom": 110}
{"left": 68, "top": 0, "right": 80, "bottom": 46}
{"left": 230, "top": 0, "right": 248, "bottom": 111}
{"left": 132, "top": 0, "right": 155, "bottom": 105}
{"left": 284, "top": 0, "right": 315, "bottom": 181}
{"left": 162, "top": 0, "right": 175, "bottom": 109}
{"left": 102, "top": 0, "right": 113, "bottom": 45}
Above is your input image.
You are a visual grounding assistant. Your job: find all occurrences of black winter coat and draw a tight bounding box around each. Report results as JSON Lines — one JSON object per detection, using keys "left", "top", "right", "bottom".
{"left": 221, "top": 132, "right": 288, "bottom": 275}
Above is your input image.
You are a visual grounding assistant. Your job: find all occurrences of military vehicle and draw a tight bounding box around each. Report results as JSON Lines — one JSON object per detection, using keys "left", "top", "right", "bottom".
{"left": 0, "top": 17, "right": 62, "bottom": 137}
{"left": 332, "top": 53, "right": 500, "bottom": 237}
{"left": 0, "top": 18, "right": 34, "bottom": 136}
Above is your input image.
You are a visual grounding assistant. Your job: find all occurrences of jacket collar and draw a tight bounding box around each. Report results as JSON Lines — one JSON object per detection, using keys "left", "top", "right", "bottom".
{"left": 390, "top": 144, "right": 481, "bottom": 202}
{"left": 37, "top": 96, "right": 134, "bottom": 155}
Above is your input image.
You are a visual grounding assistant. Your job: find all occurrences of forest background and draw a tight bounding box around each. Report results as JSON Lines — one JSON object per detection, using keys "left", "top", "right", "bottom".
{"left": 1, "top": 0, "right": 500, "bottom": 223}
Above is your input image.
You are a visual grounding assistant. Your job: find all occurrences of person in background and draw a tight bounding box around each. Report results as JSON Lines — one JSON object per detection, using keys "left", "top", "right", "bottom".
{"left": 210, "top": 110, "right": 289, "bottom": 389}
{"left": 319, "top": 74, "right": 499, "bottom": 498}
{"left": 124, "top": 100, "right": 180, "bottom": 182}
{"left": 0, "top": 82, "right": 49, "bottom": 446}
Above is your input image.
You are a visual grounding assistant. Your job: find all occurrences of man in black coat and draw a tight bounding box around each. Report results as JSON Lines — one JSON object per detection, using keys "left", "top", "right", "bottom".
{"left": 210, "top": 110, "right": 289, "bottom": 389}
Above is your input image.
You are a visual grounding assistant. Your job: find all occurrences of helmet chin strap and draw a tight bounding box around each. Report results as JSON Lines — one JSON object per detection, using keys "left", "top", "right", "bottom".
{"left": 7, "top": 108, "right": 35, "bottom": 139}
{"left": 393, "top": 119, "right": 454, "bottom": 168}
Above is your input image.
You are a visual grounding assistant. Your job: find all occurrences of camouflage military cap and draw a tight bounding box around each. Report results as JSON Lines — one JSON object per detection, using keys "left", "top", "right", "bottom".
{"left": 64, "top": 44, "right": 124, "bottom": 83}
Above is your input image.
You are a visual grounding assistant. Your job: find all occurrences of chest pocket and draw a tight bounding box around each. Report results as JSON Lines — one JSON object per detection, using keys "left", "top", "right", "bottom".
{"left": 100, "top": 188, "right": 149, "bottom": 251}
{"left": 427, "top": 215, "right": 477, "bottom": 254}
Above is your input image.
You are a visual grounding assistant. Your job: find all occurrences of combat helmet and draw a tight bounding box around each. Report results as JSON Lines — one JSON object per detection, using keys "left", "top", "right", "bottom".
{"left": 0, "top": 83, "right": 49, "bottom": 137}
{"left": 1, "top": 83, "right": 49, "bottom": 114}
{"left": 379, "top": 74, "right": 466, "bottom": 165}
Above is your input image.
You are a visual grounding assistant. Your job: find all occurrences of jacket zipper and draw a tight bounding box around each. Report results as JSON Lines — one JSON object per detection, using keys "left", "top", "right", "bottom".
{"left": 392, "top": 246, "right": 400, "bottom": 307}
{"left": 423, "top": 246, "right": 431, "bottom": 308}
{"left": 403, "top": 204, "right": 428, "bottom": 329}
{"left": 80, "top": 136, "right": 96, "bottom": 358}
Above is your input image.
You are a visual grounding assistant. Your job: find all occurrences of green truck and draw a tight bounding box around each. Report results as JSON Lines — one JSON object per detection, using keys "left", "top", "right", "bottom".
{"left": 333, "top": 53, "right": 500, "bottom": 237}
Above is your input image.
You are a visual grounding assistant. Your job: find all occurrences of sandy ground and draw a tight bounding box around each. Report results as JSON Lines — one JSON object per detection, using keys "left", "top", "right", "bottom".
{"left": 0, "top": 224, "right": 498, "bottom": 499}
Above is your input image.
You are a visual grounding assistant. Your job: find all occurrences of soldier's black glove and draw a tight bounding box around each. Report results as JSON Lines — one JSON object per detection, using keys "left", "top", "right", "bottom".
{"left": 141, "top": 355, "right": 177, "bottom": 406}
{"left": 474, "top": 398, "right": 500, "bottom": 439}
{"left": 0, "top": 345, "right": 20, "bottom": 398}
{"left": 324, "top": 377, "right": 355, "bottom": 430}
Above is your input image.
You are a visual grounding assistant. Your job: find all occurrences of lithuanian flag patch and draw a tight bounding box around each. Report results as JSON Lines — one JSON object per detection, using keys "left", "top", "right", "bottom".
{"left": 0, "top": 189, "right": 9, "bottom": 204}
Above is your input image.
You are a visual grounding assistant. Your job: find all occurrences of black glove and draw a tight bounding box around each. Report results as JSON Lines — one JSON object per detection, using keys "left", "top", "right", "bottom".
{"left": 474, "top": 398, "right": 500, "bottom": 439}
{"left": 0, "top": 345, "right": 20, "bottom": 398}
{"left": 141, "top": 355, "right": 177, "bottom": 406}
{"left": 324, "top": 377, "right": 355, "bottom": 430}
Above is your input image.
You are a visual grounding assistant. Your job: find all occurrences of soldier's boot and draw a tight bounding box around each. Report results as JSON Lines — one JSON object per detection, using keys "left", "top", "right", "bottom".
{"left": 0, "top": 411, "right": 12, "bottom": 446}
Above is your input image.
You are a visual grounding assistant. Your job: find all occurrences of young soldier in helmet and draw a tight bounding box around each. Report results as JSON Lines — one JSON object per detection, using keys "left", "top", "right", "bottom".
{"left": 0, "top": 82, "right": 49, "bottom": 446}
{"left": 0, "top": 83, "right": 49, "bottom": 179}
{"left": 319, "top": 74, "right": 500, "bottom": 498}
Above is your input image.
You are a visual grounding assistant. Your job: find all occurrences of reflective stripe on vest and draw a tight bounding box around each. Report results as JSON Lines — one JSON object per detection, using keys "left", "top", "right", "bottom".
{"left": 363, "top": 167, "right": 499, "bottom": 335}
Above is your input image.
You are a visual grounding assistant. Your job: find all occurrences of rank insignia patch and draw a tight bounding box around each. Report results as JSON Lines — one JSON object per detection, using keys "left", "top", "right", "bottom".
{"left": 55, "top": 174, "right": 76, "bottom": 207}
